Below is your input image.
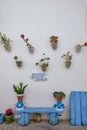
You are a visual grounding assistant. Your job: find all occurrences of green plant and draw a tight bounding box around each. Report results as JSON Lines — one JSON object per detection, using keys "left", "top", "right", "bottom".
{"left": 0, "top": 32, "right": 12, "bottom": 45}
{"left": 20, "top": 34, "right": 34, "bottom": 54}
{"left": 35, "top": 53, "right": 50, "bottom": 71}
{"left": 0, "top": 32, "right": 12, "bottom": 51}
{"left": 13, "top": 82, "right": 28, "bottom": 94}
{"left": 61, "top": 51, "right": 72, "bottom": 68}
{"left": 53, "top": 91, "right": 66, "bottom": 99}
{"left": 13, "top": 56, "right": 22, "bottom": 67}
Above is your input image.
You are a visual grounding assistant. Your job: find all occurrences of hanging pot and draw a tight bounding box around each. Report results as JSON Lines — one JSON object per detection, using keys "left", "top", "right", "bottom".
{"left": 51, "top": 42, "right": 57, "bottom": 50}
{"left": 16, "top": 61, "right": 22, "bottom": 67}
{"left": 75, "top": 44, "right": 82, "bottom": 52}
{"left": 65, "top": 61, "right": 71, "bottom": 68}
{"left": 4, "top": 43, "right": 11, "bottom": 52}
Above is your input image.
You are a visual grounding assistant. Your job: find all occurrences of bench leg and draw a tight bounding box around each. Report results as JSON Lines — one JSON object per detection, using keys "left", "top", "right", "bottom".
{"left": 49, "top": 113, "right": 58, "bottom": 125}
{"left": 18, "top": 113, "right": 30, "bottom": 126}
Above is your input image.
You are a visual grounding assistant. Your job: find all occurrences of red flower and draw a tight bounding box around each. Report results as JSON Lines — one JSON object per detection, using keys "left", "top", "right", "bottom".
{"left": 21, "top": 34, "right": 25, "bottom": 39}
{"left": 5, "top": 108, "right": 13, "bottom": 116}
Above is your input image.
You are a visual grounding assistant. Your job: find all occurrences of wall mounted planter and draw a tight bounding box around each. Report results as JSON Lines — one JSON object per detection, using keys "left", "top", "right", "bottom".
{"left": 49, "top": 35, "right": 58, "bottom": 50}
{"left": 21, "top": 34, "right": 34, "bottom": 54}
{"left": 0, "top": 32, "right": 12, "bottom": 52}
{"left": 13, "top": 56, "right": 23, "bottom": 67}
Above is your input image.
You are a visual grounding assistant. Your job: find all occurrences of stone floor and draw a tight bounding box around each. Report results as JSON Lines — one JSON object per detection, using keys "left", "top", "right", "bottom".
{"left": 0, "top": 120, "right": 87, "bottom": 130}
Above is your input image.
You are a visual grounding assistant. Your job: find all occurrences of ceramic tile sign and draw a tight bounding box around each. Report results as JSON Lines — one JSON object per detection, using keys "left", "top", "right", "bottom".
{"left": 31, "top": 73, "right": 47, "bottom": 81}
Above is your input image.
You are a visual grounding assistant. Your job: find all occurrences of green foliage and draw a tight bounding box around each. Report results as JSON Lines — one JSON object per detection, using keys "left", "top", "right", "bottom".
{"left": 53, "top": 91, "right": 66, "bottom": 99}
{"left": 13, "top": 82, "right": 28, "bottom": 94}
{"left": 0, "top": 32, "right": 12, "bottom": 44}
{"left": 13, "top": 56, "right": 18, "bottom": 62}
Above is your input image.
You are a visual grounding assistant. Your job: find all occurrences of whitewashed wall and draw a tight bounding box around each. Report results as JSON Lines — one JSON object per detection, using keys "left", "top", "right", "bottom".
{"left": 0, "top": 0, "right": 87, "bottom": 119}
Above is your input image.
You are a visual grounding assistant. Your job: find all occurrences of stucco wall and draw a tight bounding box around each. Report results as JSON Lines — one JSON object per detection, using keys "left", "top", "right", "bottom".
{"left": 0, "top": 0, "right": 87, "bottom": 119}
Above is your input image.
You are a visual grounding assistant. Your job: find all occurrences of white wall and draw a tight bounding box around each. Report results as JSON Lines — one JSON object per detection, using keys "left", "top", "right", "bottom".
{"left": 0, "top": 0, "right": 87, "bottom": 119}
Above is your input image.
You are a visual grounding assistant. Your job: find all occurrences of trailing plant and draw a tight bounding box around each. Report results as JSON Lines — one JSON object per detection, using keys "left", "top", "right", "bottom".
{"left": 20, "top": 34, "right": 34, "bottom": 54}
{"left": 13, "top": 82, "right": 28, "bottom": 95}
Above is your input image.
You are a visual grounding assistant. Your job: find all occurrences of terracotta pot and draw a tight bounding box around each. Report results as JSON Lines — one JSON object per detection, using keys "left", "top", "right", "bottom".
{"left": 17, "top": 94, "right": 24, "bottom": 102}
{"left": 56, "top": 97, "right": 62, "bottom": 101}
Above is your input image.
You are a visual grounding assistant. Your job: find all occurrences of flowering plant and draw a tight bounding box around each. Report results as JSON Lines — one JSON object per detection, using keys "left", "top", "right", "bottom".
{"left": 5, "top": 108, "right": 13, "bottom": 116}
{"left": 61, "top": 51, "right": 72, "bottom": 68}
{"left": 35, "top": 53, "right": 50, "bottom": 71}
{"left": 20, "top": 34, "right": 34, "bottom": 54}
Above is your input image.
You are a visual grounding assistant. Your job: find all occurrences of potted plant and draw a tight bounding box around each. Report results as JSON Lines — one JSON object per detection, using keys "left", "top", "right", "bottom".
{"left": 75, "top": 42, "right": 87, "bottom": 53}
{"left": 53, "top": 91, "right": 66, "bottom": 101}
{"left": 53, "top": 91, "right": 65, "bottom": 110}
{"left": 13, "top": 56, "right": 22, "bottom": 67}
{"left": 5, "top": 108, "right": 13, "bottom": 124}
{"left": 13, "top": 82, "right": 28, "bottom": 101}
{"left": 21, "top": 34, "right": 34, "bottom": 54}
{"left": 75, "top": 44, "right": 83, "bottom": 52}
{"left": 61, "top": 51, "right": 72, "bottom": 68}
{"left": 35, "top": 53, "right": 50, "bottom": 72}
{"left": 49, "top": 35, "right": 58, "bottom": 50}
{"left": 0, "top": 32, "right": 12, "bottom": 51}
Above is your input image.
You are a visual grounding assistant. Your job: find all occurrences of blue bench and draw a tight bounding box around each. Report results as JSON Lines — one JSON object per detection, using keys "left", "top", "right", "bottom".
{"left": 14, "top": 107, "right": 63, "bottom": 125}
{"left": 70, "top": 91, "right": 87, "bottom": 125}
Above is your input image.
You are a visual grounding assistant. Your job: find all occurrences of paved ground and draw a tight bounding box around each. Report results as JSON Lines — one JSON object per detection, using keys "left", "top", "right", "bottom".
{"left": 0, "top": 120, "right": 87, "bottom": 130}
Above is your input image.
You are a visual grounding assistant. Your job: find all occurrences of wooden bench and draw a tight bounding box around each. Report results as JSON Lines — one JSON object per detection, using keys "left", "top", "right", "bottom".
{"left": 14, "top": 107, "right": 63, "bottom": 125}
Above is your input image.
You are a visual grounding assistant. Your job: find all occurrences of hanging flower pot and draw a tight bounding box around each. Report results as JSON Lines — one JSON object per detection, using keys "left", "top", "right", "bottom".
{"left": 65, "top": 61, "right": 71, "bottom": 68}
{"left": 13, "top": 56, "right": 23, "bottom": 67}
{"left": 0, "top": 32, "right": 12, "bottom": 52}
{"left": 28, "top": 45, "right": 34, "bottom": 54}
{"left": 41, "top": 63, "right": 48, "bottom": 72}
{"left": 75, "top": 44, "right": 82, "bottom": 52}
{"left": 16, "top": 61, "right": 22, "bottom": 67}
{"left": 61, "top": 51, "right": 72, "bottom": 69}
{"left": 49, "top": 35, "right": 58, "bottom": 50}
{"left": 4, "top": 43, "right": 11, "bottom": 52}
{"left": 21, "top": 34, "right": 35, "bottom": 54}
{"left": 35, "top": 53, "right": 50, "bottom": 72}
{"left": 51, "top": 42, "right": 57, "bottom": 50}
